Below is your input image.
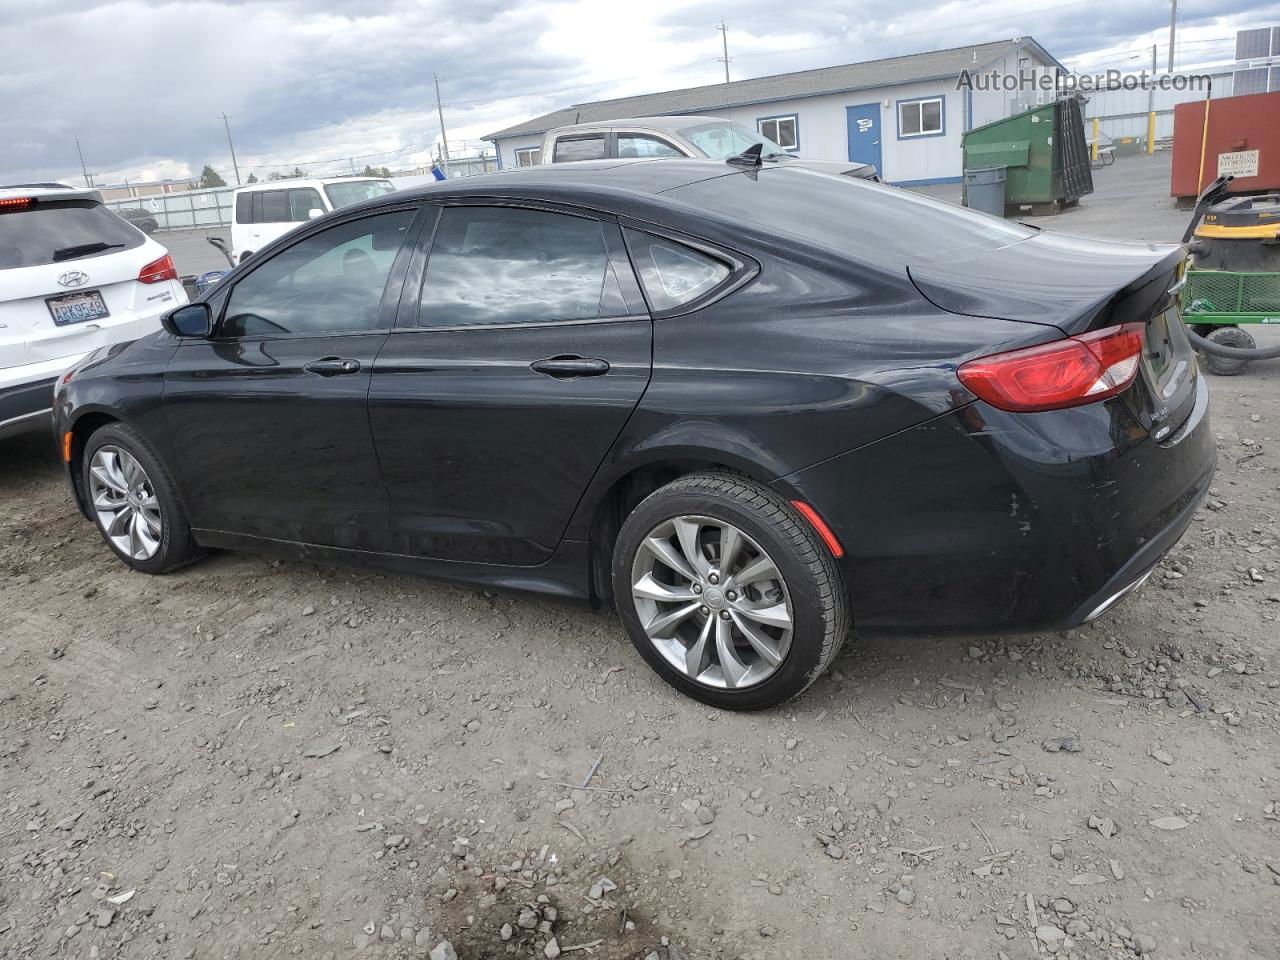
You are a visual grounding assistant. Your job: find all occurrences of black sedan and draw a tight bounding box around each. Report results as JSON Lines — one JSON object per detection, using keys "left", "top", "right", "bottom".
{"left": 54, "top": 159, "right": 1214, "bottom": 709}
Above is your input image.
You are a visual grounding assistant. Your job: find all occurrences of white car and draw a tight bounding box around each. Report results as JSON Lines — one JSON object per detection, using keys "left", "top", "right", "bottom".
{"left": 0, "top": 185, "right": 187, "bottom": 441}
{"left": 230, "top": 177, "right": 395, "bottom": 264}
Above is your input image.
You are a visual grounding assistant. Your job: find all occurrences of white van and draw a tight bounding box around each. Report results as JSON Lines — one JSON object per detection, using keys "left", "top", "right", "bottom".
{"left": 230, "top": 177, "right": 395, "bottom": 264}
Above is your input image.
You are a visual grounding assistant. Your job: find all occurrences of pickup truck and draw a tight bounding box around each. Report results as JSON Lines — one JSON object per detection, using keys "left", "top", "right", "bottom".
{"left": 539, "top": 115, "right": 878, "bottom": 180}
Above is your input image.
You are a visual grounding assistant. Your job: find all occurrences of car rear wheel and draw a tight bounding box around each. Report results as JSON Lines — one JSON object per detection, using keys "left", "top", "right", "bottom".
{"left": 613, "top": 473, "right": 849, "bottom": 709}
{"left": 83, "top": 423, "right": 203, "bottom": 574}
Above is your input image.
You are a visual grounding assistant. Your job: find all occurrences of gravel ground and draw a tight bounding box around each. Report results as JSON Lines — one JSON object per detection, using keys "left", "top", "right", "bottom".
{"left": 2, "top": 155, "right": 1279, "bottom": 960}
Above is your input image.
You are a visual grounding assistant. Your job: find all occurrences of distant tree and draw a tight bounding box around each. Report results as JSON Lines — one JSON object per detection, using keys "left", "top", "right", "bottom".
{"left": 267, "top": 171, "right": 285, "bottom": 181}
{"left": 361, "top": 165, "right": 392, "bottom": 177}
{"left": 246, "top": 172, "right": 259, "bottom": 183}
{"left": 198, "top": 164, "right": 227, "bottom": 188}
{"left": 290, "top": 167, "right": 305, "bottom": 179}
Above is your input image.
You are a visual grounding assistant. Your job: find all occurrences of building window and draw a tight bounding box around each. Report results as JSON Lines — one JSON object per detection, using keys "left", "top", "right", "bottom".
{"left": 757, "top": 115, "right": 799, "bottom": 151}
{"left": 897, "top": 97, "right": 944, "bottom": 139}
{"left": 514, "top": 147, "right": 542, "bottom": 167}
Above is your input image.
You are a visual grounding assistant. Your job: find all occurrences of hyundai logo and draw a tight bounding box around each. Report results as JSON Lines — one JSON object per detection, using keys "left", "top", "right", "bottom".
{"left": 57, "top": 271, "right": 90, "bottom": 288}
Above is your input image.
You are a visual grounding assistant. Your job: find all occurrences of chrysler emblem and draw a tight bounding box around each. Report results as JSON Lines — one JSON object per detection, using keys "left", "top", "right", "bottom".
{"left": 57, "top": 271, "right": 89, "bottom": 288}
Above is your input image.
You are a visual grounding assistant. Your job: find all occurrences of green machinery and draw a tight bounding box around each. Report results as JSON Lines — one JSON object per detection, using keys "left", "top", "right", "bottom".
{"left": 1181, "top": 180, "right": 1280, "bottom": 375}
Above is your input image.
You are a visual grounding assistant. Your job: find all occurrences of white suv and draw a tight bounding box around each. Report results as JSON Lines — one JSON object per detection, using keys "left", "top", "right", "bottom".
{"left": 0, "top": 185, "right": 187, "bottom": 440}
{"left": 230, "top": 177, "right": 395, "bottom": 264}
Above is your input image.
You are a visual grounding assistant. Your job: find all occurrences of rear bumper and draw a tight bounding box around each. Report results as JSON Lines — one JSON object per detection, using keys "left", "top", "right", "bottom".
{"left": 777, "top": 375, "right": 1215, "bottom": 634}
{"left": 0, "top": 376, "right": 56, "bottom": 440}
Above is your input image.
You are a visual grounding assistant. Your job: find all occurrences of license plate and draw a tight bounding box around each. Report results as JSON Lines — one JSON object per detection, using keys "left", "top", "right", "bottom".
{"left": 47, "top": 290, "right": 109, "bottom": 326}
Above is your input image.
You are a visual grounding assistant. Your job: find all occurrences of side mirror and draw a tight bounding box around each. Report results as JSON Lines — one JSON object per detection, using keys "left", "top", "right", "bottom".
{"left": 162, "top": 303, "right": 213, "bottom": 339}
{"left": 308, "top": 208, "right": 324, "bottom": 220}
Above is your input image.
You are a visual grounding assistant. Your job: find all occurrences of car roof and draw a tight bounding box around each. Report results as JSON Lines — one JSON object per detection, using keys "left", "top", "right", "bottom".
{"left": 392, "top": 157, "right": 734, "bottom": 201}
{"left": 0, "top": 184, "right": 103, "bottom": 203}
{"left": 233, "top": 177, "right": 388, "bottom": 194}
{"left": 547, "top": 115, "right": 724, "bottom": 135}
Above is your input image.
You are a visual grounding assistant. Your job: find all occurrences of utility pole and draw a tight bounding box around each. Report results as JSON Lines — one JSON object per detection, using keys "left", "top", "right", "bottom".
{"left": 1167, "top": 0, "right": 1177, "bottom": 72}
{"left": 718, "top": 21, "right": 731, "bottom": 83}
{"left": 75, "top": 137, "right": 92, "bottom": 187}
{"left": 434, "top": 73, "right": 451, "bottom": 178}
{"left": 219, "top": 113, "right": 242, "bottom": 185}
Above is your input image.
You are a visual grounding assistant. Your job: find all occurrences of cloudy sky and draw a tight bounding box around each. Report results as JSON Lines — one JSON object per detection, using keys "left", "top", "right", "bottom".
{"left": 1, "top": 0, "right": 1276, "bottom": 186}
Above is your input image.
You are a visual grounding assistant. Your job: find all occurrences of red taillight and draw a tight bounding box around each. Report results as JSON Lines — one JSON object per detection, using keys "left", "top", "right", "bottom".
{"left": 0, "top": 196, "right": 34, "bottom": 210}
{"left": 957, "top": 323, "right": 1145, "bottom": 413}
{"left": 138, "top": 253, "right": 178, "bottom": 284}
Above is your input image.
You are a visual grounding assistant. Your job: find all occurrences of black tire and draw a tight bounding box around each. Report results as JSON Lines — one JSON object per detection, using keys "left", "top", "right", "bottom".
{"left": 81, "top": 422, "right": 203, "bottom": 574}
{"left": 1199, "top": 326, "right": 1255, "bottom": 377}
{"left": 140, "top": 220, "right": 158, "bottom": 234}
{"left": 612, "top": 473, "right": 850, "bottom": 710}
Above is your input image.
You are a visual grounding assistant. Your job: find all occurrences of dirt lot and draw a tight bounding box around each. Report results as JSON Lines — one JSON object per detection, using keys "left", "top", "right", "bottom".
{"left": 3, "top": 155, "right": 1279, "bottom": 960}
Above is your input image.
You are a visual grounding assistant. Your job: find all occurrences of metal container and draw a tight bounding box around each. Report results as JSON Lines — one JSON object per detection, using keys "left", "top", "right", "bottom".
{"left": 963, "top": 166, "right": 1007, "bottom": 217}
{"left": 961, "top": 100, "right": 1093, "bottom": 215}
{"left": 1172, "top": 91, "right": 1280, "bottom": 205}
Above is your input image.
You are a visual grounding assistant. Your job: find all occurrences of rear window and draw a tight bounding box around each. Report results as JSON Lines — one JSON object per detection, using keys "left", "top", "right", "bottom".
{"left": 671, "top": 168, "right": 1035, "bottom": 265}
{"left": 0, "top": 200, "right": 144, "bottom": 269}
{"left": 323, "top": 180, "right": 395, "bottom": 210}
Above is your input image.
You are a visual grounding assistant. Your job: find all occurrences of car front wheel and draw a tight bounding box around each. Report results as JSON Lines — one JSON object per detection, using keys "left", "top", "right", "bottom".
{"left": 613, "top": 473, "right": 850, "bottom": 709}
{"left": 82, "top": 423, "right": 203, "bottom": 574}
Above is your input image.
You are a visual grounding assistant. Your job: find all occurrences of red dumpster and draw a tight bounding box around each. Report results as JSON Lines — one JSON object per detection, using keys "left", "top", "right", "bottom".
{"left": 1172, "top": 91, "right": 1280, "bottom": 204}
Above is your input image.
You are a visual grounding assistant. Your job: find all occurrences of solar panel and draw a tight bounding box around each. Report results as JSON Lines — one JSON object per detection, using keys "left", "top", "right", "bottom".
{"left": 1236, "top": 27, "right": 1272, "bottom": 60}
{"left": 1233, "top": 67, "right": 1269, "bottom": 96}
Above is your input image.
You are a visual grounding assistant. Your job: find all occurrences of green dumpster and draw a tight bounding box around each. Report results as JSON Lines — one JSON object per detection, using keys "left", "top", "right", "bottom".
{"left": 961, "top": 99, "right": 1094, "bottom": 215}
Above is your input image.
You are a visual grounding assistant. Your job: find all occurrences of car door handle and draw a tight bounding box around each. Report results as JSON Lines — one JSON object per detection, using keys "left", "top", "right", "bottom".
{"left": 304, "top": 357, "right": 362, "bottom": 376}
{"left": 530, "top": 356, "right": 610, "bottom": 378}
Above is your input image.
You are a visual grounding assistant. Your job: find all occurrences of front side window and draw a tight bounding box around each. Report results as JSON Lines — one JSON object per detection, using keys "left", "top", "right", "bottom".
{"left": 898, "top": 97, "right": 944, "bottom": 138}
{"left": 323, "top": 179, "right": 395, "bottom": 210}
{"left": 553, "top": 135, "right": 606, "bottom": 162}
{"left": 617, "top": 134, "right": 684, "bottom": 158}
{"left": 757, "top": 116, "right": 798, "bottom": 151}
{"left": 221, "top": 209, "right": 415, "bottom": 338}
{"left": 287, "top": 188, "right": 324, "bottom": 221}
{"left": 418, "top": 206, "right": 615, "bottom": 327}
{"left": 625, "top": 231, "right": 731, "bottom": 313}
{"left": 514, "top": 147, "right": 542, "bottom": 167}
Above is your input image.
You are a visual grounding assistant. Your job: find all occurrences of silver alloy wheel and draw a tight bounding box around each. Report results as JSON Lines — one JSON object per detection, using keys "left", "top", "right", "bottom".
{"left": 630, "top": 515, "right": 794, "bottom": 690}
{"left": 88, "top": 445, "right": 163, "bottom": 561}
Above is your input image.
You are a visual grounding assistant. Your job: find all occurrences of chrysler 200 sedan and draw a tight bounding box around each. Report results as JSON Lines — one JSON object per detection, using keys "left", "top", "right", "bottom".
{"left": 53, "top": 158, "right": 1214, "bottom": 709}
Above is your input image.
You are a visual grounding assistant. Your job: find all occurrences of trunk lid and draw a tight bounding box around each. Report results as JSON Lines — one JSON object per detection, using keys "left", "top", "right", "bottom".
{"left": 909, "top": 232, "right": 1197, "bottom": 438}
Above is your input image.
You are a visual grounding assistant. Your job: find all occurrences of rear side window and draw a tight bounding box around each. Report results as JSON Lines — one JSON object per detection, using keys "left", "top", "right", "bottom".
{"left": 418, "top": 206, "right": 615, "bottom": 327}
{"left": 0, "top": 200, "right": 144, "bottom": 269}
{"left": 259, "top": 190, "right": 289, "bottom": 223}
{"left": 625, "top": 231, "right": 731, "bottom": 312}
{"left": 235, "top": 193, "right": 251, "bottom": 224}
{"left": 553, "top": 136, "right": 606, "bottom": 162}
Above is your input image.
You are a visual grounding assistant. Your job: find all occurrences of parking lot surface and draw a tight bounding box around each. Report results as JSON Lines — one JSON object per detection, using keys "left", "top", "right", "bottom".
{"left": 2, "top": 154, "right": 1278, "bottom": 959}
